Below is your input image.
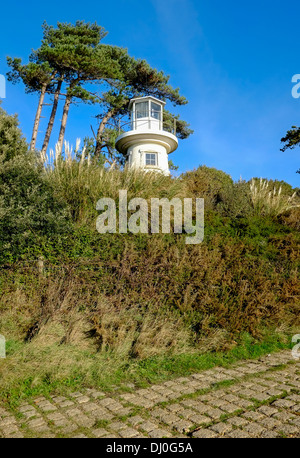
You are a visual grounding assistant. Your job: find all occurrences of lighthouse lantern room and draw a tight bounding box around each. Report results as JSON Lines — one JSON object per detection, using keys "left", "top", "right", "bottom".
{"left": 115, "top": 96, "right": 178, "bottom": 176}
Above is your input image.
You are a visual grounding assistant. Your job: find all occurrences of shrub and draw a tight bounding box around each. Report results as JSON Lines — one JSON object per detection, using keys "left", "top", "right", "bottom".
{"left": 181, "top": 165, "right": 233, "bottom": 210}
{"left": 0, "top": 105, "right": 28, "bottom": 162}
{"left": 0, "top": 108, "right": 71, "bottom": 263}
{"left": 216, "top": 180, "right": 254, "bottom": 218}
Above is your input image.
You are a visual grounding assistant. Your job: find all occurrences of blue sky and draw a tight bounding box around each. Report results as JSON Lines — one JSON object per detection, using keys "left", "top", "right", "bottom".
{"left": 0, "top": 0, "right": 299, "bottom": 187}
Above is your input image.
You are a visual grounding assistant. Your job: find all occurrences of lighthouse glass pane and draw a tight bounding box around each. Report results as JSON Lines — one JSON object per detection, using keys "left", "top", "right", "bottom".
{"left": 151, "top": 102, "right": 161, "bottom": 120}
{"left": 145, "top": 153, "right": 157, "bottom": 166}
{"left": 135, "top": 102, "right": 148, "bottom": 118}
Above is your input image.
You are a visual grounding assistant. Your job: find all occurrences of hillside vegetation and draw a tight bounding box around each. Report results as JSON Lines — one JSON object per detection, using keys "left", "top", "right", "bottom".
{"left": 0, "top": 107, "right": 299, "bottom": 403}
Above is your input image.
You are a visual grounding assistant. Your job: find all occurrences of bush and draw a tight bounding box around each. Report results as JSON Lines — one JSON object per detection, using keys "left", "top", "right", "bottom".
{"left": 0, "top": 108, "right": 71, "bottom": 263}
{"left": 0, "top": 105, "right": 28, "bottom": 162}
{"left": 181, "top": 165, "right": 233, "bottom": 210}
{"left": 216, "top": 180, "right": 254, "bottom": 218}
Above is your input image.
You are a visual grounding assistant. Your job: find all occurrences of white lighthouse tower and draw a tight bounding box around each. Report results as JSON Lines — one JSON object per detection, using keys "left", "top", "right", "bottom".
{"left": 115, "top": 96, "right": 178, "bottom": 176}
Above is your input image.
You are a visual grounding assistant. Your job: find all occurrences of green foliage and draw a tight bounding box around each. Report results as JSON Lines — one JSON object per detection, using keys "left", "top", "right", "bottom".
{"left": 7, "top": 20, "right": 192, "bottom": 164}
{"left": 0, "top": 105, "right": 28, "bottom": 162}
{"left": 216, "top": 180, "right": 254, "bottom": 218}
{"left": 280, "top": 125, "right": 300, "bottom": 173}
{"left": 0, "top": 119, "right": 299, "bottom": 378}
{"left": 0, "top": 108, "right": 71, "bottom": 263}
{"left": 249, "top": 178, "right": 300, "bottom": 217}
{"left": 163, "top": 109, "right": 194, "bottom": 139}
{"left": 168, "top": 159, "right": 179, "bottom": 171}
{"left": 6, "top": 57, "right": 56, "bottom": 94}
{"left": 181, "top": 165, "right": 233, "bottom": 210}
{"left": 281, "top": 125, "right": 300, "bottom": 151}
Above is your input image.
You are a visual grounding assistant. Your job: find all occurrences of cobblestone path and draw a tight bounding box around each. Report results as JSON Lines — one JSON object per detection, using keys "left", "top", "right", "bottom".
{"left": 0, "top": 350, "right": 299, "bottom": 438}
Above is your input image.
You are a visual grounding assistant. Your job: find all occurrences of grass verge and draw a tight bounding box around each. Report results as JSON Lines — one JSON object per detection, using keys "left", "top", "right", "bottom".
{"left": 0, "top": 330, "right": 294, "bottom": 408}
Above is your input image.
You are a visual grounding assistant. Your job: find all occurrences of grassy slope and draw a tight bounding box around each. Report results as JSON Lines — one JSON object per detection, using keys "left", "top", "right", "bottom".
{"left": 0, "top": 163, "right": 299, "bottom": 406}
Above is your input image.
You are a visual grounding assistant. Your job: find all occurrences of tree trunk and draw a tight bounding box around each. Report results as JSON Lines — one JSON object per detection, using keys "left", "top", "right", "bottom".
{"left": 30, "top": 83, "right": 47, "bottom": 151}
{"left": 41, "top": 80, "right": 62, "bottom": 156}
{"left": 95, "top": 109, "right": 115, "bottom": 157}
{"left": 57, "top": 92, "right": 72, "bottom": 153}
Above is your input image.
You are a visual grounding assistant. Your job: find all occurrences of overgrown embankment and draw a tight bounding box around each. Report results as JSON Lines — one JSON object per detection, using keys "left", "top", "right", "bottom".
{"left": 0, "top": 108, "right": 299, "bottom": 400}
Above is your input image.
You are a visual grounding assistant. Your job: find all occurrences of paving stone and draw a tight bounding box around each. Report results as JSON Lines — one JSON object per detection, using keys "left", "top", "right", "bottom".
{"left": 19, "top": 404, "right": 35, "bottom": 413}
{"left": 218, "top": 402, "right": 241, "bottom": 414}
{"left": 75, "top": 395, "right": 90, "bottom": 404}
{"left": 160, "top": 413, "right": 181, "bottom": 426}
{"left": 129, "top": 397, "right": 154, "bottom": 408}
{"left": 210, "top": 422, "right": 232, "bottom": 435}
{"left": 227, "top": 416, "right": 249, "bottom": 427}
{"left": 138, "top": 421, "right": 158, "bottom": 433}
{"left": 272, "top": 399, "right": 296, "bottom": 409}
{"left": 179, "top": 408, "right": 198, "bottom": 420}
{"left": 27, "top": 417, "right": 48, "bottom": 429}
{"left": 106, "top": 402, "right": 127, "bottom": 413}
{"left": 69, "top": 392, "right": 84, "bottom": 398}
{"left": 192, "top": 429, "right": 218, "bottom": 438}
{"left": 57, "top": 400, "right": 74, "bottom": 408}
{"left": 204, "top": 407, "right": 224, "bottom": 420}
{"left": 286, "top": 394, "right": 300, "bottom": 402}
{"left": 151, "top": 407, "right": 167, "bottom": 419}
{"left": 257, "top": 405, "right": 278, "bottom": 416}
{"left": 291, "top": 406, "right": 300, "bottom": 415}
{"left": 228, "top": 430, "right": 252, "bottom": 438}
{"left": 244, "top": 422, "right": 267, "bottom": 436}
{"left": 266, "top": 389, "right": 284, "bottom": 397}
{"left": 20, "top": 408, "right": 38, "bottom": 419}
{"left": 64, "top": 407, "right": 82, "bottom": 418}
{"left": 165, "top": 403, "right": 182, "bottom": 414}
{"left": 119, "top": 427, "right": 140, "bottom": 438}
{"left": 181, "top": 400, "right": 207, "bottom": 414}
{"left": 0, "top": 407, "right": 10, "bottom": 418}
{"left": 173, "top": 419, "right": 193, "bottom": 433}
{"left": 89, "top": 407, "right": 113, "bottom": 421}
{"left": 148, "top": 428, "right": 172, "bottom": 438}
{"left": 190, "top": 373, "right": 205, "bottom": 380}
{"left": 74, "top": 414, "right": 95, "bottom": 428}
{"left": 80, "top": 402, "right": 99, "bottom": 413}
{"left": 259, "top": 417, "right": 283, "bottom": 430}
{"left": 223, "top": 394, "right": 241, "bottom": 404}
{"left": 127, "top": 415, "right": 144, "bottom": 427}
{"left": 259, "top": 429, "right": 280, "bottom": 438}
{"left": 276, "top": 424, "right": 299, "bottom": 436}
{"left": 60, "top": 423, "right": 78, "bottom": 434}
{"left": 273, "top": 411, "right": 298, "bottom": 422}
{"left": 189, "top": 414, "right": 211, "bottom": 425}
{"left": 5, "top": 431, "right": 24, "bottom": 438}
{"left": 176, "top": 377, "right": 191, "bottom": 383}
{"left": 0, "top": 349, "right": 297, "bottom": 439}
{"left": 39, "top": 403, "right": 57, "bottom": 412}
{"left": 251, "top": 384, "right": 268, "bottom": 393}
{"left": 120, "top": 393, "right": 137, "bottom": 402}
{"left": 109, "top": 421, "right": 127, "bottom": 431}
{"left": 88, "top": 390, "right": 106, "bottom": 399}
{"left": 242, "top": 411, "right": 265, "bottom": 421}
{"left": 2, "top": 424, "right": 20, "bottom": 436}
{"left": 47, "top": 412, "right": 67, "bottom": 422}
{"left": 236, "top": 398, "right": 255, "bottom": 409}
